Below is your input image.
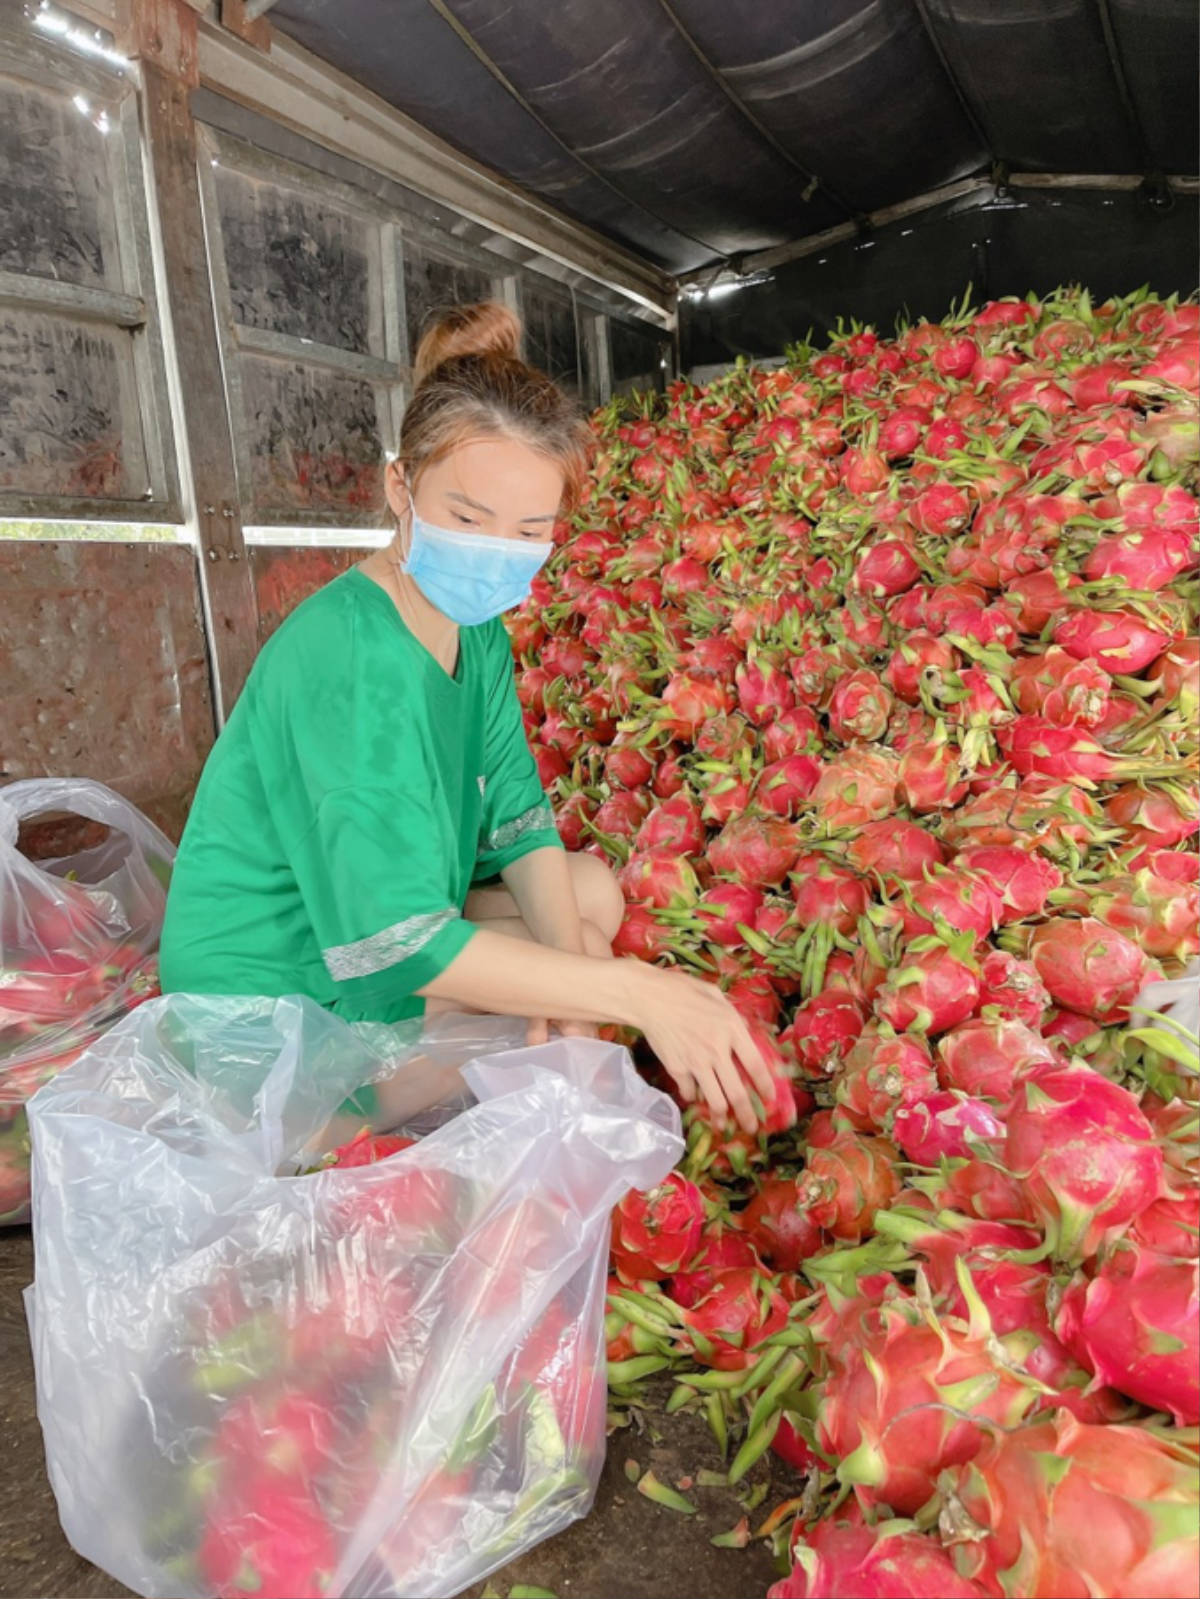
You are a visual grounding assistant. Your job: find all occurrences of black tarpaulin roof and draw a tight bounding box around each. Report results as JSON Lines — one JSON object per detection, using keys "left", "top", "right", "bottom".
{"left": 265, "top": 0, "right": 1199, "bottom": 275}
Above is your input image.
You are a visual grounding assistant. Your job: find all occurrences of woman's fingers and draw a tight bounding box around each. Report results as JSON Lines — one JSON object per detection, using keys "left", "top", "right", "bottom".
{"left": 712, "top": 1051, "right": 758, "bottom": 1133}
{"left": 526, "top": 1016, "right": 550, "bottom": 1047}
{"left": 732, "top": 1017, "right": 776, "bottom": 1103}
{"left": 691, "top": 1060, "right": 729, "bottom": 1125}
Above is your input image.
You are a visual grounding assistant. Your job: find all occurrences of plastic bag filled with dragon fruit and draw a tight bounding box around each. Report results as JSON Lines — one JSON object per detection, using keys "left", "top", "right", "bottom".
{"left": 24, "top": 993, "right": 682, "bottom": 1599}
{"left": 1, "top": 778, "right": 174, "bottom": 1224}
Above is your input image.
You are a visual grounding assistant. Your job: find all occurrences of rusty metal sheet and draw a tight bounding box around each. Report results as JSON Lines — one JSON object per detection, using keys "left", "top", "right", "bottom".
{"left": 0, "top": 540, "right": 214, "bottom": 843}
{"left": 250, "top": 543, "right": 364, "bottom": 644}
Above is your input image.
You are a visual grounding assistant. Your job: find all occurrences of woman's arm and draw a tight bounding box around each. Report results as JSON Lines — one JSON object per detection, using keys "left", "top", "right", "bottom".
{"left": 418, "top": 930, "right": 774, "bottom": 1132}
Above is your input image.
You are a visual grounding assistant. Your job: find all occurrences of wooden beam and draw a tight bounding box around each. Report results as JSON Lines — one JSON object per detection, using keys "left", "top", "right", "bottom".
{"left": 220, "top": 0, "right": 272, "bottom": 53}
{"left": 135, "top": 0, "right": 259, "bottom": 723}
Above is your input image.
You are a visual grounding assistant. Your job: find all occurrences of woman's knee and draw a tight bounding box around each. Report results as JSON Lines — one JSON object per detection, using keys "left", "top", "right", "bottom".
{"left": 582, "top": 918, "right": 615, "bottom": 959}
{"left": 567, "top": 851, "right": 626, "bottom": 942}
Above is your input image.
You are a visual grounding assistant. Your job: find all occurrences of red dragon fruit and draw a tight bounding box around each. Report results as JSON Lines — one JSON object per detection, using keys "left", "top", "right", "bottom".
{"left": 884, "top": 631, "right": 960, "bottom": 704}
{"left": 975, "top": 949, "right": 1051, "bottom": 1025}
{"left": 853, "top": 538, "right": 923, "bottom": 597}
{"left": 611, "top": 1173, "right": 706, "bottom": 1283}
{"left": 791, "top": 855, "right": 872, "bottom": 934}
{"left": 937, "top": 1017, "right": 1056, "bottom": 1100}
{"left": 618, "top": 851, "right": 700, "bottom": 910}
{"left": 1131, "top": 1186, "right": 1200, "bottom": 1259}
{"left": 1010, "top": 646, "right": 1111, "bottom": 726}
{"left": 892, "top": 1092, "right": 1005, "bottom": 1165}
{"left": 828, "top": 670, "right": 894, "bottom": 743}
{"left": 762, "top": 704, "right": 823, "bottom": 762}
{"left": 953, "top": 846, "right": 1063, "bottom": 924}
{"left": 612, "top": 904, "right": 675, "bottom": 963}
{"left": 756, "top": 755, "right": 824, "bottom": 817}
{"left": 737, "top": 1175, "right": 825, "bottom": 1272}
{"left": 660, "top": 671, "right": 733, "bottom": 738}
{"left": 1030, "top": 917, "right": 1161, "bottom": 1022}
{"left": 694, "top": 882, "right": 765, "bottom": 947}
{"left": 1084, "top": 525, "right": 1196, "bottom": 591}
{"left": 875, "top": 942, "right": 981, "bottom": 1035}
{"left": 1053, "top": 607, "right": 1170, "bottom": 674}
{"left": 1055, "top": 1240, "right": 1199, "bottom": 1424}
{"left": 784, "top": 990, "right": 867, "bottom": 1077}
{"left": 798, "top": 1133, "right": 901, "bottom": 1242}
{"left": 636, "top": 793, "right": 706, "bottom": 855}
{"left": 1003, "top": 1065, "right": 1165, "bottom": 1262}
{"left": 668, "top": 1225, "right": 762, "bottom": 1309}
{"left": 707, "top": 815, "right": 801, "bottom": 888}
{"left": 844, "top": 819, "right": 947, "bottom": 881}
{"left": 1084, "top": 868, "right": 1199, "bottom": 959}
{"left": 899, "top": 730, "right": 970, "bottom": 813}
{"left": 1105, "top": 781, "right": 1199, "bottom": 849}
{"left": 818, "top": 1293, "right": 1038, "bottom": 1515}
{"left": 769, "top": 1517, "right": 987, "bottom": 1599}
{"left": 736, "top": 657, "right": 797, "bottom": 726}
{"left": 592, "top": 788, "right": 652, "bottom": 840}
{"left": 834, "top": 1029, "right": 939, "bottom": 1133}
{"left": 679, "top": 1266, "right": 789, "bottom": 1370}
{"left": 810, "top": 747, "right": 901, "bottom": 828}
{"left": 940, "top": 1412, "right": 1200, "bottom": 1599}
{"left": 900, "top": 870, "right": 1003, "bottom": 944}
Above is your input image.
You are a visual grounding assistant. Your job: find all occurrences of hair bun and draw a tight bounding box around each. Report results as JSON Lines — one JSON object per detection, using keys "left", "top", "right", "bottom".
{"left": 413, "top": 301, "right": 523, "bottom": 388}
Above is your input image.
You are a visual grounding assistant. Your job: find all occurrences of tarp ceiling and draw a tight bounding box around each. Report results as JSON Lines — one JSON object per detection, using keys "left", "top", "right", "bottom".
{"left": 266, "top": 0, "right": 1199, "bottom": 276}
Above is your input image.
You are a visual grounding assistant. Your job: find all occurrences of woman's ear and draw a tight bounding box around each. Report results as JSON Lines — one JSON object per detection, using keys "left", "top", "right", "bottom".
{"left": 384, "top": 460, "right": 412, "bottom": 522}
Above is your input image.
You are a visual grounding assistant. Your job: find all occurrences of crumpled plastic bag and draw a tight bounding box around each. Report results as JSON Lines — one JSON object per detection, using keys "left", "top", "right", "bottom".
{"left": 25, "top": 993, "right": 682, "bottom": 1599}
{"left": 1, "top": 778, "right": 174, "bottom": 1223}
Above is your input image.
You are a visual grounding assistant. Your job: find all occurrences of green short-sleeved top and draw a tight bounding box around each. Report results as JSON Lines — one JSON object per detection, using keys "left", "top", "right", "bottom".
{"left": 158, "top": 566, "right": 561, "bottom": 1024}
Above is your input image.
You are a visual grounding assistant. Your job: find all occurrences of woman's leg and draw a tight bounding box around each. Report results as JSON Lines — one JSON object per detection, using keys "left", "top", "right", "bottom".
{"left": 463, "top": 850, "right": 625, "bottom": 945}
{"left": 425, "top": 852, "right": 623, "bottom": 1020}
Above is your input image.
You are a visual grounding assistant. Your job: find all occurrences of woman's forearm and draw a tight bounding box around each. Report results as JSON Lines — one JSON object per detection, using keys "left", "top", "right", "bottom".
{"left": 418, "top": 928, "right": 643, "bottom": 1025}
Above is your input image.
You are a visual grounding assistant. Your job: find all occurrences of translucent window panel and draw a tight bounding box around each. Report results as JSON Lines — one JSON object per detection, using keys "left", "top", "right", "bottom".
{"left": 0, "top": 74, "right": 121, "bottom": 291}
{"left": 403, "top": 246, "right": 495, "bottom": 358}
{"left": 522, "top": 287, "right": 580, "bottom": 393}
{"left": 610, "top": 319, "right": 667, "bottom": 397}
{"left": 239, "top": 355, "right": 386, "bottom": 520}
{"left": 0, "top": 309, "right": 147, "bottom": 500}
{"left": 214, "top": 166, "right": 379, "bottom": 355}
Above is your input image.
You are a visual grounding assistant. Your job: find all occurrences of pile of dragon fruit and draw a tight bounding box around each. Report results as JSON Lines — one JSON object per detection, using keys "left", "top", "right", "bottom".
{"left": 509, "top": 287, "right": 1200, "bottom": 1599}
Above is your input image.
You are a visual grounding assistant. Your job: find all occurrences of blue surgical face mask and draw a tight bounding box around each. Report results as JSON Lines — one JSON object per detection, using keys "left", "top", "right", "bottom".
{"left": 401, "top": 514, "right": 552, "bottom": 627}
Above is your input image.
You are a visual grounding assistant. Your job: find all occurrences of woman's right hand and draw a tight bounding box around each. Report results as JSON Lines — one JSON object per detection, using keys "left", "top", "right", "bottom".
{"left": 623, "top": 964, "right": 775, "bottom": 1133}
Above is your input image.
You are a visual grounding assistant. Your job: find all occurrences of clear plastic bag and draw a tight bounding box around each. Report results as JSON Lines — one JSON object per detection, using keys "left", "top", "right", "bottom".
{"left": 1, "top": 779, "right": 175, "bottom": 1224}
{"left": 25, "top": 994, "right": 682, "bottom": 1599}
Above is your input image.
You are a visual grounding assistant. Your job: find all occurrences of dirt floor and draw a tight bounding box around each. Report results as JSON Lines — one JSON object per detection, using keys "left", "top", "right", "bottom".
{"left": 0, "top": 1227, "right": 788, "bottom": 1599}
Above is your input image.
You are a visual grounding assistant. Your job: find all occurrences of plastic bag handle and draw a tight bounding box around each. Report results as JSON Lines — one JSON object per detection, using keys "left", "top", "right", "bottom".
{"left": 0, "top": 778, "right": 175, "bottom": 863}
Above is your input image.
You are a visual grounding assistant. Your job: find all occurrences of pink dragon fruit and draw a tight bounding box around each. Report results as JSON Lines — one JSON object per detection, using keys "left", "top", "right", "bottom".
{"left": 707, "top": 815, "right": 801, "bottom": 887}
{"left": 769, "top": 1518, "right": 987, "bottom": 1599}
{"left": 941, "top": 1412, "right": 1200, "bottom": 1599}
{"left": 834, "top": 1029, "right": 939, "bottom": 1133}
{"left": 938, "top": 1018, "right": 1056, "bottom": 1100}
{"left": 783, "top": 990, "right": 867, "bottom": 1078}
{"left": 976, "top": 949, "right": 1051, "bottom": 1025}
{"left": 798, "top": 1133, "right": 901, "bottom": 1242}
{"left": 694, "top": 882, "right": 765, "bottom": 947}
{"left": 618, "top": 851, "right": 700, "bottom": 910}
{"left": 1004, "top": 1065, "right": 1165, "bottom": 1262}
{"left": 818, "top": 1293, "right": 1038, "bottom": 1515}
{"left": 756, "top": 755, "right": 824, "bottom": 817}
{"left": 668, "top": 1225, "right": 762, "bottom": 1309}
{"left": 791, "top": 855, "right": 872, "bottom": 934}
{"left": 679, "top": 1266, "right": 789, "bottom": 1370}
{"left": 953, "top": 846, "right": 1063, "bottom": 924}
{"left": 844, "top": 819, "right": 947, "bottom": 881}
{"left": 612, "top": 1173, "right": 706, "bottom": 1283}
{"left": 875, "top": 942, "right": 981, "bottom": 1035}
{"left": 829, "top": 670, "right": 895, "bottom": 743}
{"left": 737, "top": 1175, "right": 825, "bottom": 1272}
{"left": 810, "top": 748, "right": 901, "bottom": 828}
{"left": 892, "top": 1092, "right": 1004, "bottom": 1165}
{"left": 1055, "top": 1240, "right": 1199, "bottom": 1425}
{"left": 1084, "top": 868, "right": 1199, "bottom": 960}
{"left": 1053, "top": 607, "right": 1170, "bottom": 674}
{"left": 900, "top": 871, "right": 1003, "bottom": 943}
{"left": 736, "top": 658, "right": 797, "bottom": 726}
{"left": 884, "top": 631, "right": 960, "bottom": 704}
{"left": 1030, "top": 917, "right": 1161, "bottom": 1022}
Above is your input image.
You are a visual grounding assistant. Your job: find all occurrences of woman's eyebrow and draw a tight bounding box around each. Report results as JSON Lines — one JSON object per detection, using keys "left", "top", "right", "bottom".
{"left": 521, "top": 513, "right": 558, "bottom": 524}
{"left": 446, "top": 489, "right": 494, "bottom": 515}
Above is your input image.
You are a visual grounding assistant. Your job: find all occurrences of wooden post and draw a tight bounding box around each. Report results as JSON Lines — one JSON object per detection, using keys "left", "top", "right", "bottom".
{"left": 132, "top": 0, "right": 260, "bottom": 724}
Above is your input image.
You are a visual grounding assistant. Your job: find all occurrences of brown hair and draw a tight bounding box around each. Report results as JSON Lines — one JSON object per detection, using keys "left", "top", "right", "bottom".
{"left": 399, "top": 301, "right": 591, "bottom": 508}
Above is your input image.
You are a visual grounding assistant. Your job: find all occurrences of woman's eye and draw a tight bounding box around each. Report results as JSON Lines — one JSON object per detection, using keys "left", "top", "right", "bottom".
{"left": 455, "top": 515, "right": 477, "bottom": 528}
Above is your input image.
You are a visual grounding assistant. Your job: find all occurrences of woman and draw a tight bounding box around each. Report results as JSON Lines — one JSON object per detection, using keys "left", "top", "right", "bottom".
{"left": 160, "top": 302, "right": 770, "bottom": 1131}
